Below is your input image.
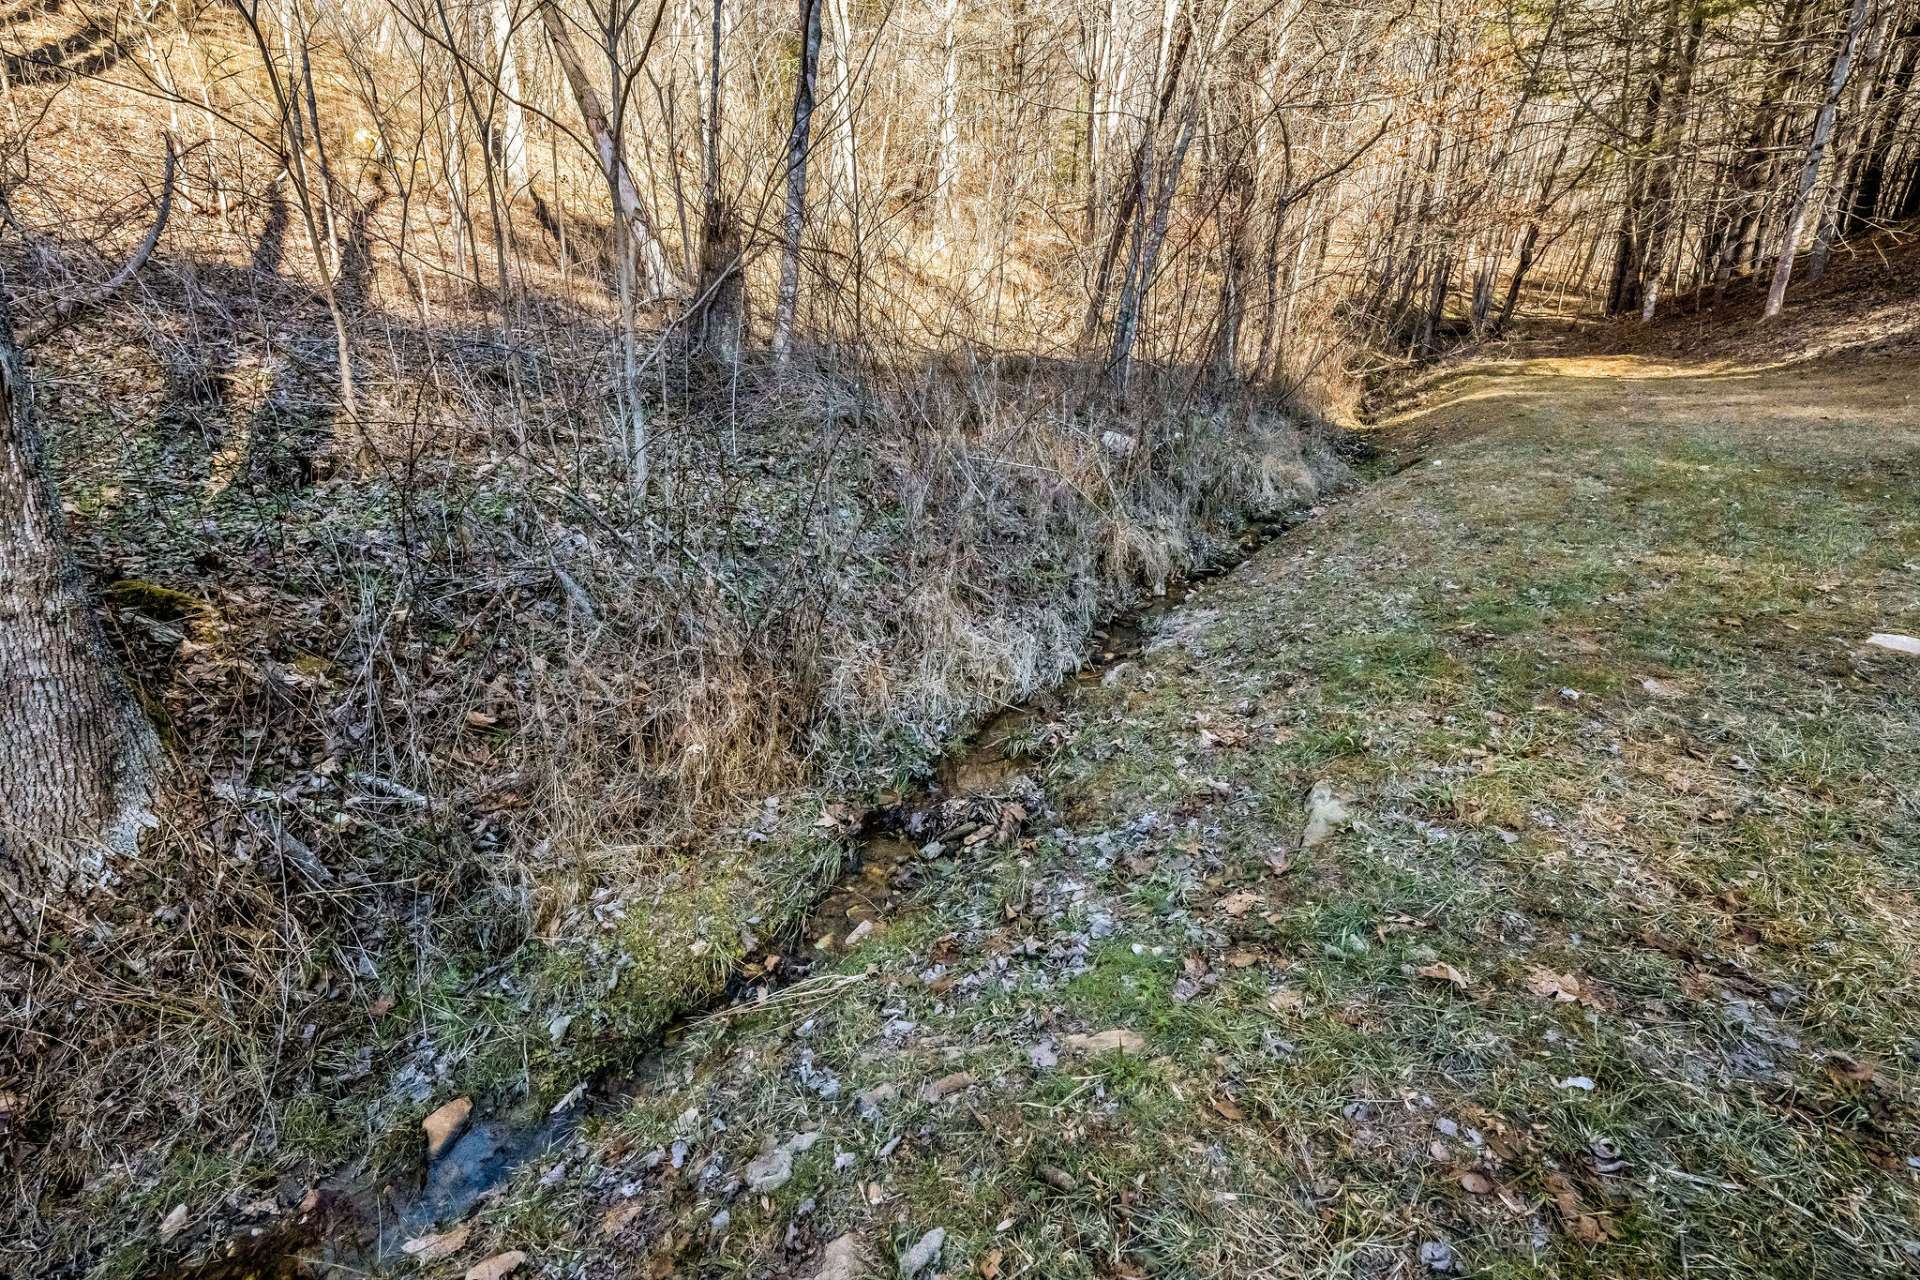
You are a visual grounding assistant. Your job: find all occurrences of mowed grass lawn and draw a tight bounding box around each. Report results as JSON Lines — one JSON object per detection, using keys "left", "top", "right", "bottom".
{"left": 480, "top": 351, "right": 1920, "bottom": 1279}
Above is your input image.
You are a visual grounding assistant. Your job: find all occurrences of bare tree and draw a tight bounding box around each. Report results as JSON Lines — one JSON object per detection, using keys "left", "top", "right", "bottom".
{"left": 772, "top": 0, "right": 823, "bottom": 365}
{"left": 1767, "top": 0, "right": 1873, "bottom": 318}
{"left": 539, "top": 0, "right": 687, "bottom": 300}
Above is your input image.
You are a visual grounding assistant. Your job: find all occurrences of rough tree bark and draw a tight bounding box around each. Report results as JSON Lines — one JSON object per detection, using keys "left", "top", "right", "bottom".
{"left": 1081, "top": 5, "right": 1193, "bottom": 345}
{"left": 1707, "top": 0, "right": 1813, "bottom": 300}
{"left": 1107, "top": 91, "right": 1197, "bottom": 389}
{"left": 0, "top": 297, "right": 158, "bottom": 929}
{"left": 1636, "top": 2, "right": 1705, "bottom": 321}
{"left": 1606, "top": 0, "right": 1679, "bottom": 318}
{"left": 935, "top": 0, "right": 960, "bottom": 241}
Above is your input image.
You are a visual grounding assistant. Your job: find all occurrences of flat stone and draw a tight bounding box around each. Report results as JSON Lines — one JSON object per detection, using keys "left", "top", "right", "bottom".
{"left": 1300, "top": 780, "right": 1352, "bottom": 848}
{"left": 423, "top": 1096, "right": 473, "bottom": 1160}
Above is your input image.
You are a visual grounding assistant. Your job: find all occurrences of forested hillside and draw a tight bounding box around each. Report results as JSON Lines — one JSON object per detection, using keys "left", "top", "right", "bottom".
{"left": 1, "top": 0, "right": 1917, "bottom": 1273}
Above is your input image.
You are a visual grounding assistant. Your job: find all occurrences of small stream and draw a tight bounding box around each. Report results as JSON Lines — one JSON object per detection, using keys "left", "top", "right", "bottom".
{"left": 174, "top": 508, "right": 1313, "bottom": 1280}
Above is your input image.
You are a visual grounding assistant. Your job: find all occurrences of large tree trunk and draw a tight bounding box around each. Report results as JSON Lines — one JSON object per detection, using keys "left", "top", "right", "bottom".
{"left": 692, "top": 0, "right": 744, "bottom": 360}
{"left": 1489, "top": 135, "right": 1576, "bottom": 337}
{"left": 1636, "top": 3, "right": 1706, "bottom": 321}
{"left": 772, "top": 0, "right": 823, "bottom": 365}
{"left": 1607, "top": 0, "right": 1679, "bottom": 317}
{"left": 1081, "top": 5, "right": 1192, "bottom": 346}
{"left": 0, "top": 303, "right": 158, "bottom": 928}
{"left": 1767, "top": 0, "right": 1872, "bottom": 318}
{"left": 1107, "top": 89, "right": 1196, "bottom": 391}
{"left": 935, "top": 0, "right": 961, "bottom": 242}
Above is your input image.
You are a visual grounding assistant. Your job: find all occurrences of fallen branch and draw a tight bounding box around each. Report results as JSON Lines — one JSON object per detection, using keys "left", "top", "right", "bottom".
{"left": 21, "top": 136, "right": 178, "bottom": 348}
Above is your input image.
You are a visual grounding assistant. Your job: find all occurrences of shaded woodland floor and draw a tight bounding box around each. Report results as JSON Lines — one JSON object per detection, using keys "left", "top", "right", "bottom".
{"left": 412, "top": 344, "right": 1920, "bottom": 1279}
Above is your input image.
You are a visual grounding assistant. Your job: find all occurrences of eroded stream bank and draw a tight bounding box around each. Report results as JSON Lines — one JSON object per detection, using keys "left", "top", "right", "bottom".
{"left": 173, "top": 498, "right": 1333, "bottom": 1280}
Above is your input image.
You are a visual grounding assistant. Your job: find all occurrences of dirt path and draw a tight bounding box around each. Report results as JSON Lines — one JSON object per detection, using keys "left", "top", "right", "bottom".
{"left": 408, "top": 350, "right": 1920, "bottom": 1279}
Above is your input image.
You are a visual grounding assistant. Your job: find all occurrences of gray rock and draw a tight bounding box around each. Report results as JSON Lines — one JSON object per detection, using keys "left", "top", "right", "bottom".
{"left": 899, "top": 1227, "right": 945, "bottom": 1276}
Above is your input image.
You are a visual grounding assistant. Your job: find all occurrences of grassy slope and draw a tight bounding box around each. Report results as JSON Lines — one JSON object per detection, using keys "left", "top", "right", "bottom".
{"left": 466, "top": 347, "right": 1920, "bottom": 1278}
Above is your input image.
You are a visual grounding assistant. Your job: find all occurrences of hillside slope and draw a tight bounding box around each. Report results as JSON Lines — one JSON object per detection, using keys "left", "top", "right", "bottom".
{"left": 366, "top": 345, "right": 1920, "bottom": 1280}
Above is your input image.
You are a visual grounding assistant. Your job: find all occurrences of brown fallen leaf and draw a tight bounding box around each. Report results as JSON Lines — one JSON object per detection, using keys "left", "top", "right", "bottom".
{"left": 1216, "top": 891, "right": 1262, "bottom": 918}
{"left": 1825, "top": 1054, "right": 1875, "bottom": 1087}
{"left": 1418, "top": 962, "right": 1471, "bottom": 990}
{"left": 465, "top": 1250, "right": 528, "bottom": 1280}
{"left": 1543, "top": 1170, "right": 1620, "bottom": 1243}
{"left": 404, "top": 1222, "right": 473, "bottom": 1261}
{"left": 1210, "top": 1095, "right": 1246, "bottom": 1121}
{"left": 1525, "top": 969, "right": 1583, "bottom": 1002}
{"left": 920, "top": 1071, "right": 977, "bottom": 1103}
{"left": 601, "top": 1202, "right": 644, "bottom": 1237}
{"left": 979, "top": 1246, "right": 1005, "bottom": 1278}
